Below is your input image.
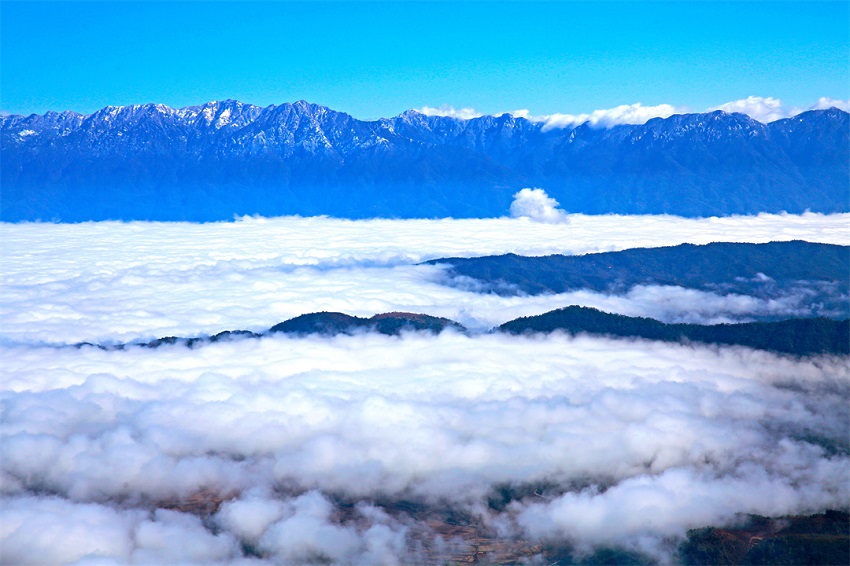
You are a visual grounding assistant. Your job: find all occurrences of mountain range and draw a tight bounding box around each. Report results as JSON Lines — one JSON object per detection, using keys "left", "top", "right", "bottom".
{"left": 2, "top": 101, "right": 848, "bottom": 221}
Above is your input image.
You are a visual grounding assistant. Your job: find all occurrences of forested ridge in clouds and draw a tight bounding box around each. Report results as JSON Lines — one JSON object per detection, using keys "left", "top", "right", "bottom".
{"left": 1, "top": 213, "right": 849, "bottom": 564}
{"left": 429, "top": 241, "right": 849, "bottom": 299}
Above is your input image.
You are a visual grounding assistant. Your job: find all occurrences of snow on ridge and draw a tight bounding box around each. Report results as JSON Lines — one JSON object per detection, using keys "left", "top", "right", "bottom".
{"left": 5, "top": 97, "right": 849, "bottom": 131}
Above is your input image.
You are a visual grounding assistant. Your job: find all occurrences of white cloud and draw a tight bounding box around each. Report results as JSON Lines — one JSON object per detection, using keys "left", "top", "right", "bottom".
{"left": 1, "top": 214, "right": 847, "bottom": 343}
{"left": 1, "top": 214, "right": 848, "bottom": 563}
{"left": 509, "top": 188, "right": 570, "bottom": 224}
{"left": 417, "top": 105, "right": 482, "bottom": 120}
{"left": 709, "top": 95, "right": 850, "bottom": 123}
{"left": 416, "top": 97, "right": 849, "bottom": 128}
{"left": 1, "top": 331, "right": 847, "bottom": 563}
{"left": 539, "top": 103, "right": 683, "bottom": 131}
{"left": 0, "top": 497, "right": 243, "bottom": 565}
{"left": 710, "top": 96, "right": 787, "bottom": 123}
{"left": 810, "top": 96, "right": 850, "bottom": 112}
{"left": 418, "top": 102, "right": 682, "bottom": 128}
{"left": 1, "top": 214, "right": 848, "bottom": 342}
{"left": 514, "top": 457, "right": 847, "bottom": 554}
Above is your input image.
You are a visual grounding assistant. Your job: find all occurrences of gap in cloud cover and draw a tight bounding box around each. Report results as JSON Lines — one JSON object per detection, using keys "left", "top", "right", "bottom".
{"left": 417, "top": 96, "right": 850, "bottom": 128}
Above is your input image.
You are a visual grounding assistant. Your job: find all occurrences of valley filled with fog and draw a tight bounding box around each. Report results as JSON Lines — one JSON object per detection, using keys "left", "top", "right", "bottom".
{"left": 1, "top": 212, "right": 848, "bottom": 564}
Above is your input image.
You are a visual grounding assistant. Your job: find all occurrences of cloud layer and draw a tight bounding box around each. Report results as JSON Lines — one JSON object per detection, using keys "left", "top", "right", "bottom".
{"left": 1, "top": 214, "right": 848, "bottom": 563}
{"left": 536, "top": 102, "right": 682, "bottom": 130}
{"left": 418, "top": 96, "right": 850, "bottom": 128}
{"left": 2, "top": 332, "right": 848, "bottom": 563}
{"left": 417, "top": 104, "right": 482, "bottom": 120}
{"left": 2, "top": 213, "right": 848, "bottom": 343}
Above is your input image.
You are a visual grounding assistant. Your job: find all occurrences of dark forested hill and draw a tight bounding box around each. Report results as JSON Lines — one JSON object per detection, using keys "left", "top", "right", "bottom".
{"left": 429, "top": 241, "right": 850, "bottom": 318}
{"left": 75, "top": 307, "right": 849, "bottom": 357}
{"left": 268, "top": 311, "right": 463, "bottom": 336}
{"left": 499, "top": 306, "right": 850, "bottom": 356}
{"left": 76, "top": 311, "right": 465, "bottom": 349}
{"left": 2, "top": 101, "right": 847, "bottom": 221}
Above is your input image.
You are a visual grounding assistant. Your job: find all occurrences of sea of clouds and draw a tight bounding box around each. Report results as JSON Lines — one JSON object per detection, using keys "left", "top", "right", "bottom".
{"left": 2, "top": 207, "right": 848, "bottom": 343}
{"left": 1, "top": 207, "right": 849, "bottom": 564}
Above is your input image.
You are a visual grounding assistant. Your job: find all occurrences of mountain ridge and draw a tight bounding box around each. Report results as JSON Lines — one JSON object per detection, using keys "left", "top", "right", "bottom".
{"left": 3, "top": 101, "right": 848, "bottom": 220}
{"left": 498, "top": 306, "right": 850, "bottom": 356}
{"left": 427, "top": 240, "right": 850, "bottom": 321}
{"left": 73, "top": 308, "right": 850, "bottom": 357}
{"left": 4, "top": 99, "right": 841, "bottom": 125}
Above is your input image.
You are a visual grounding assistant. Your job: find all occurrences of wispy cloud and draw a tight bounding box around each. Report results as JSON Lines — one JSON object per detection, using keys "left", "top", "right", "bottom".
{"left": 709, "top": 96, "right": 787, "bottom": 123}
{"left": 710, "top": 95, "right": 850, "bottom": 123}
{"left": 417, "top": 96, "right": 850, "bottom": 129}
{"left": 417, "top": 104, "right": 482, "bottom": 120}
{"left": 536, "top": 103, "right": 683, "bottom": 131}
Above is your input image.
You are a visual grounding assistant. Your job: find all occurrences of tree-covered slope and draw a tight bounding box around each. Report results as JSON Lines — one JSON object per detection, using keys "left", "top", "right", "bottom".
{"left": 429, "top": 241, "right": 849, "bottom": 319}
{"left": 499, "top": 306, "right": 849, "bottom": 356}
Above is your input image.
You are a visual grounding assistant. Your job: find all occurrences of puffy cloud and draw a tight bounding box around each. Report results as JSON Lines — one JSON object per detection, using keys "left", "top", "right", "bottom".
{"left": 513, "top": 455, "right": 848, "bottom": 556}
{"left": 1, "top": 215, "right": 848, "bottom": 563}
{"left": 1, "top": 331, "right": 848, "bottom": 563}
{"left": 253, "top": 491, "right": 410, "bottom": 564}
{"left": 539, "top": 102, "right": 683, "bottom": 130}
{"left": 0, "top": 497, "right": 243, "bottom": 565}
{"left": 710, "top": 96, "right": 787, "bottom": 123}
{"left": 810, "top": 96, "right": 850, "bottom": 112}
{"left": 417, "top": 97, "right": 849, "bottom": 128}
{"left": 417, "top": 105, "right": 482, "bottom": 120}
{"left": 509, "top": 188, "right": 570, "bottom": 224}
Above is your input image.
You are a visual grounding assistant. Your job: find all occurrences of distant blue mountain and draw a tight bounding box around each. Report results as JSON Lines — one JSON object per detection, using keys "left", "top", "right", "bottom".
{"left": 1, "top": 101, "right": 847, "bottom": 221}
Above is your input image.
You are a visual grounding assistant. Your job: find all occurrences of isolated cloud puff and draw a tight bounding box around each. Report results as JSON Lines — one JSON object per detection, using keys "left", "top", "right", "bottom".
{"left": 509, "top": 188, "right": 570, "bottom": 224}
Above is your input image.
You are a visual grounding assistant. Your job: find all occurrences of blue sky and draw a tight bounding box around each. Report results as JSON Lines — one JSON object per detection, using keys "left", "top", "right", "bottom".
{"left": 1, "top": 1, "right": 847, "bottom": 119}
